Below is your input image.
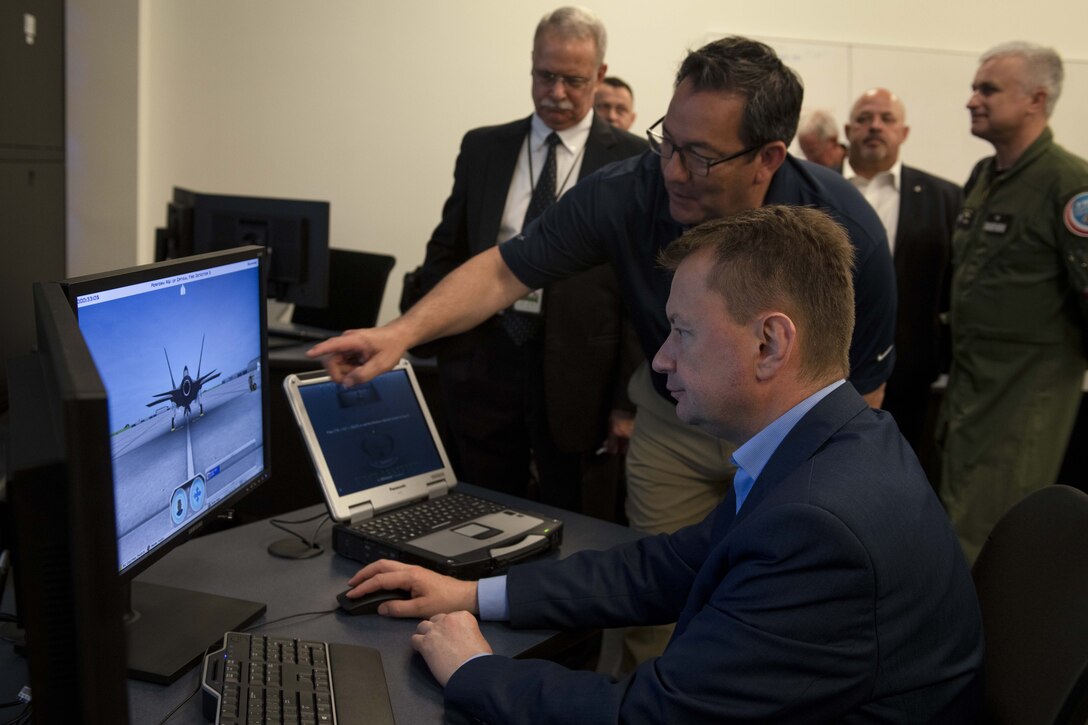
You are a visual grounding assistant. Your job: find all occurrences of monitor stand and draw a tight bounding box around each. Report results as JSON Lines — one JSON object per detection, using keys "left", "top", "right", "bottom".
{"left": 124, "top": 580, "right": 265, "bottom": 684}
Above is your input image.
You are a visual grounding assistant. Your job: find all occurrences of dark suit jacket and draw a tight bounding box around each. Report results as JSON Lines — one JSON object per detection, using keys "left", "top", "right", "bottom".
{"left": 413, "top": 114, "right": 646, "bottom": 452}
{"left": 445, "top": 384, "right": 984, "bottom": 723}
{"left": 883, "top": 166, "right": 962, "bottom": 450}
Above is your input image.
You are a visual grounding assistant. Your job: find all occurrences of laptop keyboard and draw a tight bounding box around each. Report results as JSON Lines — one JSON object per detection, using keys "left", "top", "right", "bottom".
{"left": 354, "top": 492, "right": 507, "bottom": 544}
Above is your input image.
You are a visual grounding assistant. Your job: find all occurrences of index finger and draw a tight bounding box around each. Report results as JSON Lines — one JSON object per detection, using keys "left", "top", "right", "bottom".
{"left": 306, "top": 331, "right": 367, "bottom": 360}
{"left": 347, "top": 559, "right": 413, "bottom": 588}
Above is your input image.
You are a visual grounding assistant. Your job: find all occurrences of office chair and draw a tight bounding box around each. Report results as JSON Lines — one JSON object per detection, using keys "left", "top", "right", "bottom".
{"left": 971, "top": 484, "right": 1088, "bottom": 724}
{"left": 292, "top": 248, "right": 396, "bottom": 331}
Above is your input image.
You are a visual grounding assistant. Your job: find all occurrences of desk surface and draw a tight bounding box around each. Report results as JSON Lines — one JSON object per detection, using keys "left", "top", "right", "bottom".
{"left": 2, "top": 484, "right": 641, "bottom": 725}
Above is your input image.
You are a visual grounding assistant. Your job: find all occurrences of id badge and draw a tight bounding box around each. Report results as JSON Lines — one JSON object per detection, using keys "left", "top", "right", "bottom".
{"left": 513, "top": 289, "right": 543, "bottom": 314}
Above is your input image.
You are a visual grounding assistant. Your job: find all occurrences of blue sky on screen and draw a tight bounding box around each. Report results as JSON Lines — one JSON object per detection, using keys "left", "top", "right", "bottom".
{"left": 78, "top": 266, "right": 261, "bottom": 432}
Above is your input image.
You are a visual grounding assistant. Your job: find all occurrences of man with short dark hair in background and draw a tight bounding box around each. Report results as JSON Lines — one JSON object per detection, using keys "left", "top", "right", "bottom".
{"left": 343, "top": 206, "right": 983, "bottom": 725}
{"left": 594, "top": 76, "right": 637, "bottom": 131}
{"left": 940, "top": 41, "right": 1088, "bottom": 562}
{"left": 844, "top": 88, "right": 961, "bottom": 466}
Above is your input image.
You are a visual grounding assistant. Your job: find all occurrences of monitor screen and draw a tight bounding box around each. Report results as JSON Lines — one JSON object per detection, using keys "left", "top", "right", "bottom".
{"left": 68, "top": 248, "right": 268, "bottom": 576}
{"left": 158, "top": 187, "right": 330, "bottom": 308}
{"left": 61, "top": 245, "right": 271, "bottom": 682}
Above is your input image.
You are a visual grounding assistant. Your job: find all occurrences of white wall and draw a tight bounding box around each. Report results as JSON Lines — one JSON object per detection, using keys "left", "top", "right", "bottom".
{"left": 66, "top": 0, "right": 140, "bottom": 278}
{"left": 68, "top": 0, "right": 1088, "bottom": 324}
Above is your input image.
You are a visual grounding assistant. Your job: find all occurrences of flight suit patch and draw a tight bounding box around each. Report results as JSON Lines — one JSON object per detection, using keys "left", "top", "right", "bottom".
{"left": 956, "top": 208, "right": 975, "bottom": 229}
{"left": 1064, "top": 191, "right": 1088, "bottom": 238}
{"left": 982, "top": 213, "right": 1012, "bottom": 234}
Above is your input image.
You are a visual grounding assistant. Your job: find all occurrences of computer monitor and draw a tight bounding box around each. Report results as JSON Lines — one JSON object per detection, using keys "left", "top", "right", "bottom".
{"left": 5, "top": 282, "right": 131, "bottom": 723}
{"left": 59, "top": 245, "right": 273, "bottom": 683}
{"left": 157, "top": 187, "right": 330, "bottom": 308}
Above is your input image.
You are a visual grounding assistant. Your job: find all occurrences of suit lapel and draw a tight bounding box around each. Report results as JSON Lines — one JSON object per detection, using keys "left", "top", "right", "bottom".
{"left": 732, "top": 384, "right": 868, "bottom": 528}
{"left": 895, "top": 165, "right": 922, "bottom": 263}
{"left": 673, "top": 385, "right": 869, "bottom": 639}
{"left": 479, "top": 116, "right": 532, "bottom": 249}
{"left": 581, "top": 114, "right": 618, "bottom": 178}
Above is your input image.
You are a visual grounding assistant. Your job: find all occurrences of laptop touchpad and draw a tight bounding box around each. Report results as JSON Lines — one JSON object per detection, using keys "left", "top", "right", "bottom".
{"left": 410, "top": 513, "right": 543, "bottom": 556}
{"left": 452, "top": 522, "right": 500, "bottom": 539}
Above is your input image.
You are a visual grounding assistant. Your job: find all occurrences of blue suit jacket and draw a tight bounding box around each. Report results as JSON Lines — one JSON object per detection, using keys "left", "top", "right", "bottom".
{"left": 445, "top": 384, "right": 983, "bottom": 723}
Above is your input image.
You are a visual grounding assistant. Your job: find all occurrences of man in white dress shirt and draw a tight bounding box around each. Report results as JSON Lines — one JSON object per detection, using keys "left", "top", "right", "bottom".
{"left": 844, "top": 88, "right": 962, "bottom": 469}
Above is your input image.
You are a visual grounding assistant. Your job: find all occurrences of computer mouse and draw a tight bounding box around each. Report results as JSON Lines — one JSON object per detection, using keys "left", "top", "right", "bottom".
{"left": 336, "top": 587, "right": 412, "bottom": 615}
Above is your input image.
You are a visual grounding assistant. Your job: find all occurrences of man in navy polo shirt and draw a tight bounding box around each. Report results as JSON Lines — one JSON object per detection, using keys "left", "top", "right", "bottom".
{"left": 310, "top": 35, "right": 896, "bottom": 666}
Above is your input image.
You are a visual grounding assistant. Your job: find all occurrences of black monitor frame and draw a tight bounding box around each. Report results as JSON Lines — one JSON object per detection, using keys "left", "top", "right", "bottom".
{"left": 59, "top": 245, "right": 273, "bottom": 683}
{"left": 6, "top": 281, "right": 130, "bottom": 722}
{"left": 158, "top": 187, "right": 330, "bottom": 308}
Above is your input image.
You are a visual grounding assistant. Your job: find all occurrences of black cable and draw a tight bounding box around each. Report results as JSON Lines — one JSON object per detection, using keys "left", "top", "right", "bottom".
{"left": 154, "top": 669, "right": 201, "bottom": 725}
{"left": 244, "top": 607, "right": 339, "bottom": 632}
{"left": 268, "top": 512, "right": 330, "bottom": 548}
{"left": 1, "top": 704, "right": 29, "bottom": 725}
{"left": 309, "top": 515, "right": 330, "bottom": 545}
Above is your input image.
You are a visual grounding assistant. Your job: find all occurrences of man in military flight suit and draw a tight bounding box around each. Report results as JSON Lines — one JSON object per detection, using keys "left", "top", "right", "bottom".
{"left": 940, "top": 41, "right": 1088, "bottom": 562}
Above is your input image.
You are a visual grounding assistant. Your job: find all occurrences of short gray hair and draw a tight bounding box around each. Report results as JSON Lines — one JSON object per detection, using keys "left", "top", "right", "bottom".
{"left": 981, "top": 41, "right": 1064, "bottom": 117}
{"left": 798, "top": 109, "right": 839, "bottom": 141}
{"left": 534, "top": 6, "right": 607, "bottom": 67}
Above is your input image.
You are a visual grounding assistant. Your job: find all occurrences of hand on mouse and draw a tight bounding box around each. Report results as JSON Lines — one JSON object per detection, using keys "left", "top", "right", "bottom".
{"left": 346, "top": 559, "right": 477, "bottom": 618}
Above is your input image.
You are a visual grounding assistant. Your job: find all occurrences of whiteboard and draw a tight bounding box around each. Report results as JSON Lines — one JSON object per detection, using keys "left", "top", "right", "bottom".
{"left": 739, "top": 34, "right": 1088, "bottom": 185}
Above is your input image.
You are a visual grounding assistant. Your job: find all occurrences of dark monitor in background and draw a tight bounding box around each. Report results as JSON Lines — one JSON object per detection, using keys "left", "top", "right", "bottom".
{"left": 6, "top": 282, "right": 130, "bottom": 723}
{"left": 156, "top": 187, "right": 330, "bottom": 308}
{"left": 57, "top": 245, "right": 272, "bottom": 683}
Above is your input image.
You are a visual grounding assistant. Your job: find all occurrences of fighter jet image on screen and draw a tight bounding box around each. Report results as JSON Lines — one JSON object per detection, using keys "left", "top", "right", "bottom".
{"left": 146, "top": 335, "right": 221, "bottom": 431}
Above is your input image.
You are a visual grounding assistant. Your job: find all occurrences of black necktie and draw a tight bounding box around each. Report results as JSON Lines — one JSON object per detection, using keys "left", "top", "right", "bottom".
{"left": 523, "top": 132, "right": 561, "bottom": 227}
{"left": 504, "top": 132, "right": 561, "bottom": 345}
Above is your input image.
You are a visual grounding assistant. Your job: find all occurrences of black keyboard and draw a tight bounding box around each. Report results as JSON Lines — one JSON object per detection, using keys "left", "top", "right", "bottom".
{"left": 353, "top": 492, "right": 507, "bottom": 544}
{"left": 201, "top": 631, "right": 394, "bottom": 725}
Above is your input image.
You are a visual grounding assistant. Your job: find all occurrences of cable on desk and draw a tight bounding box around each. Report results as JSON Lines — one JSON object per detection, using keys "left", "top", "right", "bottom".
{"left": 1, "top": 704, "right": 29, "bottom": 725}
{"left": 267, "top": 511, "right": 332, "bottom": 560}
{"left": 245, "top": 607, "right": 340, "bottom": 632}
{"left": 154, "top": 659, "right": 205, "bottom": 725}
{"left": 1, "top": 688, "right": 30, "bottom": 725}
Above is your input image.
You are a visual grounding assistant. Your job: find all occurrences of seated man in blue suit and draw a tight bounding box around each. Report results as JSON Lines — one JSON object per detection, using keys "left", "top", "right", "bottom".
{"left": 343, "top": 205, "right": 984, "bottom": 724}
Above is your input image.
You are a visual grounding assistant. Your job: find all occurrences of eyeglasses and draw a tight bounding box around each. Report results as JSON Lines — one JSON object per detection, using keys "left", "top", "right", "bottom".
{"left": 532, "top": 69, "right": 592, "bottom": 90}
{"left": 646, "top": 117, "right": 760, "bottom": 177}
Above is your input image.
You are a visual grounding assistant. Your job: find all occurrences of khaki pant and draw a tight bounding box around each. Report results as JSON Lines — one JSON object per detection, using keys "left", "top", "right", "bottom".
{"left": 618, "top": 363, "right": 736, "bottom": 671}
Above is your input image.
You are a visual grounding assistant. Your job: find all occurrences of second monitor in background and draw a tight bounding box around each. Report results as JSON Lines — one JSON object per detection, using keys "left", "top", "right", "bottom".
{"left": 291, "top": 248, "right": 395, "bottom": 333}
{"left": 157, "top": 187, "right": 330, "bottom": 308}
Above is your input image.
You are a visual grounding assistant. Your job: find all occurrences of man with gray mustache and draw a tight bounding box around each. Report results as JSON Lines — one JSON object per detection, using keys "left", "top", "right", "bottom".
{"left": 400, "top": 7, "right": 645, "bottom": 513}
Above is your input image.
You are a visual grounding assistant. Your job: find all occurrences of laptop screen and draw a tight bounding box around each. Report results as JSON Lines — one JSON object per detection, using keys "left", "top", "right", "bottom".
{"left": 296, "top": 369, "right": 444, "bottom": 496}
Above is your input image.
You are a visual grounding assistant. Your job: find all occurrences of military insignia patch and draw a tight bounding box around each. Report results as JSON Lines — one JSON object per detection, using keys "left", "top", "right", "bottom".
{"left": 1064, "top": 191, "right": 1088, "bottom": 238}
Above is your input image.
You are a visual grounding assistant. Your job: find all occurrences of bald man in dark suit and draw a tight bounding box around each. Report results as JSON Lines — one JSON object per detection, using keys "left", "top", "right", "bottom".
{"left": 844, "top": 88, "right": 961, "bottom": 466}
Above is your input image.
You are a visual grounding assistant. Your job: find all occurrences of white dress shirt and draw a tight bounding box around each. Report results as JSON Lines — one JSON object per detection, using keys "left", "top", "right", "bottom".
{"left": 496, "top": 111, "right": 593, "bottom": 245}
{"left": 845, "top": 159, "right": 902, "bottom": 254}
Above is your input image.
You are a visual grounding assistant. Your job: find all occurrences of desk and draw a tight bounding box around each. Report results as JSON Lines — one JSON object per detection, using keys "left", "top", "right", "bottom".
{"left": 1, "top": 484, "right": 642, "bottom": 724}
